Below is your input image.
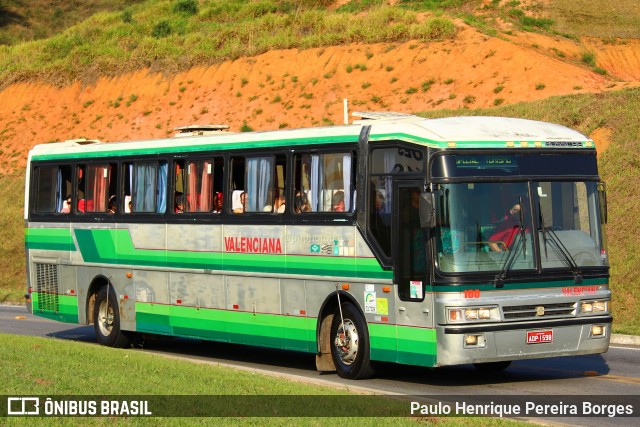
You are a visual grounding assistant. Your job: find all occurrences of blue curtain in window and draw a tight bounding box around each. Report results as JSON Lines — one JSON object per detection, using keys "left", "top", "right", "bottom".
{"left": 133, "top": 165, "right": 145, "bottom": 212}
{"left": 310, "top": 155, "right": 320, "bottom": 212}
{"left": 134, "top": 163, "right": 157, "bottom": 212}
{"left": 156, "top": 162, "right": 167, "bottom": 213}
{"left": 246, "top": 158, "right": 257, "bottom": 211}
{"left": 56, "top": 169, "right": 63, "bottom": 213}
{"left": 343, "top": 154, "right": 351, "bottom": 211}
{"left": 257, "top": 158, "right": 271, "bottom": 210}
{"left": 246, "top": 157, "right": 272, "bottom": 211}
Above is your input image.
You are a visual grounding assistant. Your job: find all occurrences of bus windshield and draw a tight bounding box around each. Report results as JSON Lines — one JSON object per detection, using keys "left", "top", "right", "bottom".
{"left": 434, "top": 181, "right": 608, "bottom": 274}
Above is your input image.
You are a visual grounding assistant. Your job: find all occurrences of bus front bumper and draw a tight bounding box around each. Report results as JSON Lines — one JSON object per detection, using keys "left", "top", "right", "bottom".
{"left": 435, "top": 315, "right": 612, "bottom": 366}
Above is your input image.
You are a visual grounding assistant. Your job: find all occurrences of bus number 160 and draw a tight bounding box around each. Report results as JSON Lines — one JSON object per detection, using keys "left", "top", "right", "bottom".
{"left": 463, "top": 289, "right": 480, "bottom": 298}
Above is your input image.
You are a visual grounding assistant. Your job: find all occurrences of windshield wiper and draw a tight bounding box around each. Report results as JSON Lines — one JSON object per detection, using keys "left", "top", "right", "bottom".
{"left": 494, "top": 197, "right": 527, "bottom": 288}
{"left": 539, "top": 202, "right": 583, "bottom": 284}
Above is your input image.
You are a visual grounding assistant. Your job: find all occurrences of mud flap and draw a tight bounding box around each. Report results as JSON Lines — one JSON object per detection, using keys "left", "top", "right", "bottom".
{"left": 315, "top": 313, "right": 336, "bottom": 372}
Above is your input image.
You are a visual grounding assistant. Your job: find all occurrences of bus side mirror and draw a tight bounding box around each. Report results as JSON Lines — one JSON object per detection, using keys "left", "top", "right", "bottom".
{"left": 419, "top": 192, "right": 436, "bottom": 228}
{"left": 598, "top": 181, "right": 608, "bottom": 224}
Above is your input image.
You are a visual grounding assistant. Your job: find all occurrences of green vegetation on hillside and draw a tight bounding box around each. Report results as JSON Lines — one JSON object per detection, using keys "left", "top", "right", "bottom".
{"left": 0, "top": 0, "right": 144, "bottom": 46}
{"left": 0, "top": 173, "right": 24, "bottom": 303}
{"left": 3, "top": 0, "right": 636, "bottom": 90}
{"left": 549, "top": 0, "right": 640, "bottom": 38}
{"left": 418, "top": 87, "right": 640, "bottom": 335}
{"left": 0, "top": 0, "right": 457, "bottom": 88}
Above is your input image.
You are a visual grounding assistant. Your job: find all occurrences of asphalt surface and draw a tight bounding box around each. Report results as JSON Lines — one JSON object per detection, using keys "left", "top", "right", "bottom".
{"left": 2, "top": 304, "right": 639, "bottom": 425}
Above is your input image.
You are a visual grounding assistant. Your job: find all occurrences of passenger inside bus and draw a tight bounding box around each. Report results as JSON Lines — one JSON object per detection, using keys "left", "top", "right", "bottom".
{"left": 294, "top": 192, "right": 311, "bottom": 213}
{"left": 232, "top": 190, "right": 245, "bottom": 213}
{"left": 61, "top": 196, "right": 71, "bottom": 213}
{"left": 488, "top": 203, "right": 522, "bottom": 252}
{"left": 332, "top": 191, "right": 345, "bottom": 212}
{"left": 213, "top": 192, "right": 223, "bottom": 213}
{"left": 108, "top": 196, "right": 117, "bottom": 214}
{"left": 273, "top": 190, "right": 285, "bottom": 213}
{"left": 174, "top": 193, "right": 184, "bottom": 213}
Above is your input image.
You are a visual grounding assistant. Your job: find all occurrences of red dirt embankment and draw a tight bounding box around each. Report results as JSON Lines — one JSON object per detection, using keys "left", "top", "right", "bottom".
{"left": 1, "top": 23, "right": 638, "bottom": 172}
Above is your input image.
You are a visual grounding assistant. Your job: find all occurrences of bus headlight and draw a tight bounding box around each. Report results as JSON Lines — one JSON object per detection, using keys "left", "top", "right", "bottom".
{"left": 580, "top": 300, "right": 609, "bottom": 315}
{"left": 447, "top": 306, "right": 500, "bottom": 323}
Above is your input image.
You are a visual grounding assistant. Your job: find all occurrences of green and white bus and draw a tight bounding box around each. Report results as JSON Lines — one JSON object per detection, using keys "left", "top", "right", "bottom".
{"left": 25, "top": 113, "right": 611, "bottom": 379}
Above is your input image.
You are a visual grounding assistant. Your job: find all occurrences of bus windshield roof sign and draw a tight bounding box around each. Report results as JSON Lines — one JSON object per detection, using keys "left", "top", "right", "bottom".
{"left": 455, "top": 155, "right": 518, "bottom": 170}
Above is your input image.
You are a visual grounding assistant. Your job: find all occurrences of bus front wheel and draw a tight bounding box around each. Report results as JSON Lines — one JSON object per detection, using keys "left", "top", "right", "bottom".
{"left": 93, "top": 286, "right": 131, "bottom": 348}
{"left": 330, "top": 302, "right": 375, "bottom": 379}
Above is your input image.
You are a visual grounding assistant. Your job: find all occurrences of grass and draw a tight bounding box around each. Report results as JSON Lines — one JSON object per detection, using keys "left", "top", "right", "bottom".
{"left": 548, "top": 0, "right": 640, "bottom": 38}
{"left": 0, "top": 0, "right": 145, "bottom": 46}
{"left": 0, "top": 2, "right": 457, "bottom": 89}
{"left": 0, "top": 333, "right": 528, "bottom": 426}
{"left": 0, "top": 174, "right": 26, "bottom": 303}
{"left": 1, "top": 0, "right": 637, "bottom": 91}
{"left": 417, "top": 87, "right": 640, "bottom": 335}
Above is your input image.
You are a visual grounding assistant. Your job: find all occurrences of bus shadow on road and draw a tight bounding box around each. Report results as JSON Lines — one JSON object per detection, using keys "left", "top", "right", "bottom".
{"left": 45, "top": 327, "right": 611, "bottom": 387}
{"left": 372, "top": 353, "right": 611, "bottom": 387}
{"left": 46, "top": 325, "right": 95, "bottom": 343}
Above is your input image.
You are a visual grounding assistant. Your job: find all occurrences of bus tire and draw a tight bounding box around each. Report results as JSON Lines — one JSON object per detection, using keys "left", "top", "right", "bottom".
{"left": 473, "top": 361, "right": 511, "bottom": 373}
{"left": 93, "top": 286, "right": 131, "bottom": 348}
{"left": 330, "top": 302, "right": 375, "bottom": 379}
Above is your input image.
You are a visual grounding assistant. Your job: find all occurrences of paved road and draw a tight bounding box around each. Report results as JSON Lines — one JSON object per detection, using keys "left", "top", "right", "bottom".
{"left": 2, "top": 304, "right": 639, "bottom": 425}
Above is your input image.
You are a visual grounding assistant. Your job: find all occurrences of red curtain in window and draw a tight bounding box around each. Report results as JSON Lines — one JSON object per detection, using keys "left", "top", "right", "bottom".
{"left": 200, "top": 161, "right": 213, "bottom": 211}
{"left": 187, "top": 162, "right": 198, "bottom": 212}
{"left": 87, "top": 165, "right": 108, "bottom": 212}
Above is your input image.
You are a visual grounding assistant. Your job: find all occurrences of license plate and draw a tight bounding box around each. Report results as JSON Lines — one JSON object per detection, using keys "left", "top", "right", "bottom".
{"left": 527, "top": 330, "right": 553, "bottom": 344}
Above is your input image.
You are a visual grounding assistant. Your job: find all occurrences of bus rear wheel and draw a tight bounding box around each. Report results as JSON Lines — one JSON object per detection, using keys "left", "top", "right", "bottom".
{"left": 93, "top": 286, "right": 131, "bottom": 348}
{"left": 330, "top": 302, "right": 375, "bottom": 379}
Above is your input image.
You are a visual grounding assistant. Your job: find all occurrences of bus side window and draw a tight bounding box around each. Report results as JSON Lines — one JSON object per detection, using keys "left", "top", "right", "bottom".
{"left": 274, "top": 154, "right": 286, "bottom": 214}
{"left": 125, "top": 161, "right": 167, "bottom": 213}
{"left": 76, "top": 165, "right": 86, "bottom": 213}
{"left": 79, "top": 163, "right": 118, "bottom": 214}
{"left": 33, "top": 165, "right": 72, "bottom": 214}
{"left": 173, "top": 157, "right": 224, "bottom": 214}
{"left": 369, "top": 177, "right": 391, "bottom": 256}
{"left": 230, "top": 157, "right": 245, "bottom": 214}
{"left": 245, "top": 156, "right": 274, "bottom": 212}
{"left": 293, "top": 152, "right": 353, "bottom": 213}
{"left": 371, "top": 146, "right": 424, "bottom": 174}
{"left": 182, "top": 159, "right": 215, "bottom": 213}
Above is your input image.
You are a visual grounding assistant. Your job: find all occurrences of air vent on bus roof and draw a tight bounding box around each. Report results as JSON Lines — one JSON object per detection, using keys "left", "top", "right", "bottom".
{"left": 351, "top": 111, "right": 422, "bottom": 124}
{"left": 174, "top": 124, "right": 230, "bottom": 137}
{"left": 63, "top": 138, "right": 101, "bottom": 145}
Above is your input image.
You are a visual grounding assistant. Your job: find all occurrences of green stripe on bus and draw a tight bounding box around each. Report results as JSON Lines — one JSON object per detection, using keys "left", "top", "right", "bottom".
{"left": 30, "top": 130, "right": 593, "bottom": 162}
{"left": 135, "top": 303, "right": 316, "bottom": 352}
{"left": 74, "top": 228, "right": 391, "bottom": 279}
{"left": 31, "top": 293, "right": 79, "bottom": 323}
{"left": 135, "top": 303, "right": 437, "bottom": 365}
{"left": 31, "top": 134, "right": 361, "bottom": 161}
{"left": 369, "top": 323, "right": 437, "bottom": 367}
{"left": 25, "top": 228, "right": 76, "bottom": 251}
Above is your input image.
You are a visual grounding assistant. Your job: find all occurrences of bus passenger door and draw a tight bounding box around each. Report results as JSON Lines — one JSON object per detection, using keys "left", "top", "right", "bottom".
{"left": 393, "top": 182, "right": 436, "bottom": 366}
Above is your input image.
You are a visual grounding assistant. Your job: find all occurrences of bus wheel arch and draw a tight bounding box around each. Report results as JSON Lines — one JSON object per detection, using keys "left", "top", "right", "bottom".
{"left": 86, "top": 275, "right": 111, "bottom": 326}
{"left": 316, "top": 291, "right": 375, "bottom": 379}
{"left": 91, "top": 280, "right": 132, "bottom": 348}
